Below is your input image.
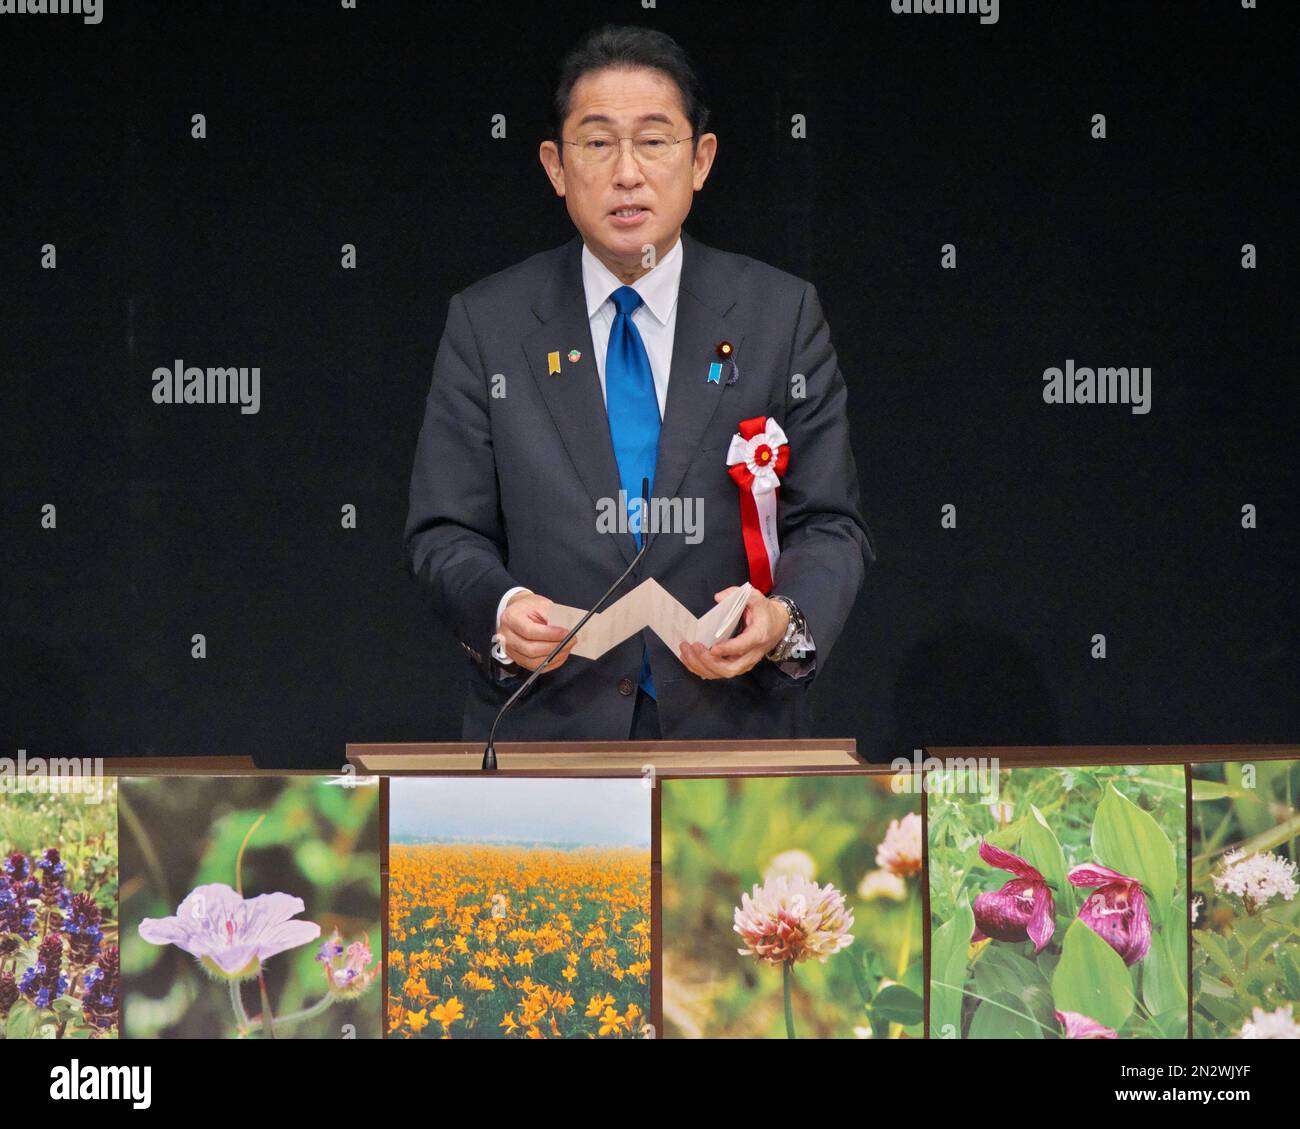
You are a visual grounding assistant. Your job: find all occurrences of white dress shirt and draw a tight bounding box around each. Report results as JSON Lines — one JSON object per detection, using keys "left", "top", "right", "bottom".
{"left": 583, "top": 233, "right": 682, "bottom": 417}
{"left": 491, "top": 235, "right": 813, "bottom": 677}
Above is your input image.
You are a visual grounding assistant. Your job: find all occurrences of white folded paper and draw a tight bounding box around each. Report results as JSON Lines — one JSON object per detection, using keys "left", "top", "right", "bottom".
{"left": 543, "top": 580, "right": 753, "bottom": 663}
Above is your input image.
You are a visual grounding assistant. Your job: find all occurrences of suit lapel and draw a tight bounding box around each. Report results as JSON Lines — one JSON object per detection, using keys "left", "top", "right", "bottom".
{"left": 653, "top": 231, "right": 745, "bottom": 511}
{"left": 523, "top": 235, "right": 634, "bottom": 566}
{"left": 521, "top": 231, "right": 745, "bottom": 570}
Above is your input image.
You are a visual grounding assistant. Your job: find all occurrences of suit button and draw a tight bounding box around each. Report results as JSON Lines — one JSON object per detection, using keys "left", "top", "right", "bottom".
{"left": 617, "top": 677, "right": 634, "bottom": 696}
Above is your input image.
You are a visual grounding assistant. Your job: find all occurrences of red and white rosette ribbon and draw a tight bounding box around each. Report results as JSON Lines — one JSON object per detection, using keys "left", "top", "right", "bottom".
{"left": 726, "top": 416, "right": 789, "bottom": 593}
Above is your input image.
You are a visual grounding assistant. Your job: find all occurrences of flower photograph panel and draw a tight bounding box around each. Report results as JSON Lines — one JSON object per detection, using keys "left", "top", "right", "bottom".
{"left": 388, "top": 777, "right": 651, "bottom": 1039}
{"left": 662, "top": 775, "right": 923, "bottom": 1039}
{"left": 1191, "top": 759, "right": 1300, "bottom": 1039}
{"left": 119, "top": 776, "right": 382, "bottom": 1038}
{"left": 0, "top": 778, "right": 118, "bottom": 1039}
{"left": 928, "top": 765, "right": 1187, "bottom": 1039}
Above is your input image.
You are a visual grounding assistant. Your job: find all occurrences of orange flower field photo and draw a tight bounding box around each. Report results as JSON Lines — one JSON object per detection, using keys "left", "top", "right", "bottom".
{"left": 388, "top": 779, "right": 651, "bottom": 1039}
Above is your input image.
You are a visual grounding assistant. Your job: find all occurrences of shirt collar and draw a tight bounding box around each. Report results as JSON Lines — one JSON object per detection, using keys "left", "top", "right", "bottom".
{"left": 581, "top": 234, "right": 684, "bottom": 326}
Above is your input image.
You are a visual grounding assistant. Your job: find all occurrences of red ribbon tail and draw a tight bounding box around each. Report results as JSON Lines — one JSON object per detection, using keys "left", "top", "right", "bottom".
{"left": 737, "top": 489, "right": 775, "bottom": 594}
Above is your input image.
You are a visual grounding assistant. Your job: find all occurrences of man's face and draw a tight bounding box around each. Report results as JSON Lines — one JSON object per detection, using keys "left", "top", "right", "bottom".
{"left": 540, "top": 66, "right": 716, "bottom": 279}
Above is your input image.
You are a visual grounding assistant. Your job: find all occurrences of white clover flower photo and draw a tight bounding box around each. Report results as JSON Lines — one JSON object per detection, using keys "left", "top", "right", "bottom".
{"left": 119, "top": 777, "right": 381, "bottom": 1038}
{"left": 1191, "top": 760, "right": 1300, "bottom": 1039}
{"left": 661, "top": 776, "right": 922, "bottom": 1039}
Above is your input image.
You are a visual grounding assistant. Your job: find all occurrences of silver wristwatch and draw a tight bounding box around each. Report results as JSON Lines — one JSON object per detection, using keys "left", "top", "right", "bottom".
{"left": 765, "top": 595, "right": 807, "bottom": 663}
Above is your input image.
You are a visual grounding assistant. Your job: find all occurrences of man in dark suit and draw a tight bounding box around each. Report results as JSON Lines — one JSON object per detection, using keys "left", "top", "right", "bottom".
{"left": 404, "top": 25, "right": 874, "bottom": 741}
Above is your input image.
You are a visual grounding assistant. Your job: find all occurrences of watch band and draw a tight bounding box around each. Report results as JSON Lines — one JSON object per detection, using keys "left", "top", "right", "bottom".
{"left": 765, "top": 595, "right": 806, "bottom": 663}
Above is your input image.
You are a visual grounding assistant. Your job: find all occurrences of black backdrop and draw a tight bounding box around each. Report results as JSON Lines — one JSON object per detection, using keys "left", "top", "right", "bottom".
{"left": 2, "top": 0, "right": 1295, "bottom": 766}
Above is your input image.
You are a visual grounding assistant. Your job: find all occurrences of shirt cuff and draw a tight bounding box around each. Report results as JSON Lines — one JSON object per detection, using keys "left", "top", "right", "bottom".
{"left": 491, "top": 586, "right": 533, "bottom": 666}
{"left": 772, "top": 625, "right": 816, "bottom": 679}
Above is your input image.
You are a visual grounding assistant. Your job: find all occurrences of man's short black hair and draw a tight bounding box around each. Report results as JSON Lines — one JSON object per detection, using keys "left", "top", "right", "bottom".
{"left": 552, "top": 24, "right": 710, "bottom": 153}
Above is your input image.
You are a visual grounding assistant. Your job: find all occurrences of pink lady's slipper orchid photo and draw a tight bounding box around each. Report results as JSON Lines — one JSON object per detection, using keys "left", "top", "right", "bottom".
{"left": 1067, "top": 863, "right": 1152, "bottom": 966}
{"left": 1056, "top": 1010, "right": 1118, "bottom": 1039}
{"left": 970, "top": 840, "right": 1055, "bottom": 952}
{"left": 138, "top": 882, "right": 321, "bottom": 980}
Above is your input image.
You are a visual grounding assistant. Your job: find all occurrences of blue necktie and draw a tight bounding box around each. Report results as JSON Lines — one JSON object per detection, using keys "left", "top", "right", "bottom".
{"left": 605, "top": 286, "right": 659, "bottom": 699}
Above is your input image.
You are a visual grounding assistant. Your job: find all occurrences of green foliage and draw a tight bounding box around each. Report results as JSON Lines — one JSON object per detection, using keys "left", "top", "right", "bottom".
{"left": 1053, "top": 920, "right": 1134, "bottom": 1030}
{"left": 1020, "top": 804, "right": 1072, "bottom": 917}
{"left": 1093, "top": 783, "right": 1177, "bottom": 916}
{"left": 1191, "top": 759, "right": 1300, "bottom": 1038}
{"left": 871, "top": 984, "right": 923, "bottom": 1026}
{"left": 1143, "top": 922, "right": 1187, "bottom": 1017}
{"left": 968, "top": 945, "right": 1055, "bottom": 1038}
{"left": 968, "top": 993, "right": 1046, "bottom": 1038}
{"left": 929, "top": 897, "right": 974, "bottom": 1039}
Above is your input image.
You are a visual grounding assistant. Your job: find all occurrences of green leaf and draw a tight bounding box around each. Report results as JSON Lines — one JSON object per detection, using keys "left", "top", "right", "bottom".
{"left": 1192, "top": 780, "right": 1250, "bottom": 802}
{"left": 902, "top": 956, "right": 925, "bottom": 996}
{"left": 1149, "top": 1007, "right": 1189, "bottom": 1039}
{"left": 849, "top": 944, "right": 874, "bottom": 1006}
{"left": 971, "top": 946, "right": 1049, "bottom": 1001}
{"left": 1092, "top": 783, "right": 1177, "bottom": 913}
{"left": 1052, "top": 919, "right": 1135, "bottom": 1031}
{"left": 1195, "top": 931, "right": 1240, "bottom": 979}
{"left": 1230, "top": 911, "right": 1265, "bottom": 943}
{"left": 1142, "top": 927, "right": 1188, "bottom": 1019}
{"left": 1197, "top": 992, "right": 1241, "bottom": 1029}
{"left": 293, "top": 840, "right": 341, "bottom": 887}
{"left": 863, "top": 947, "right": 886, "bottom": 986}
{"left": 871, "top": 984, "right": 923, "bottom": 1027}
{"left": 929, "top": 896, "right": 975, "bottom": 1039}
{"left": 1281, "top": 948, "right": 1300, "bottom": 999}
{"left": 5, "top": 999, "right": 40, "bottom": 1040}
{"left": 968, "top": 991, "right": 1045, "bottom": 1039}
{"left": 1243, "top": 968, "right": 1274, "bottom": 998}
{"left": 1197, "top": 974, "right": 1236, "bottom": 1000}
{"left": 1245, "top": 923, "right": 1287, "bottom": 965}
{"left": 1021, "top": 983, "right": 1058, "bottom": 1033}
{"left": 1019, "top": 805, "right": 1072, "bottom": 915}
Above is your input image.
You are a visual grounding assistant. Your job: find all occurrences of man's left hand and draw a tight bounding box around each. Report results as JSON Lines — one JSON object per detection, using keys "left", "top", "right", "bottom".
{"left": 678, "top": 586, "right": 789, "bottom": 680}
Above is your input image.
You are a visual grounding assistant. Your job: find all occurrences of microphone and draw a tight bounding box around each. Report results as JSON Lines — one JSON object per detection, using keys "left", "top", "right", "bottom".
{"left": 482, "top": 476, "right": 655, "bottom": 771}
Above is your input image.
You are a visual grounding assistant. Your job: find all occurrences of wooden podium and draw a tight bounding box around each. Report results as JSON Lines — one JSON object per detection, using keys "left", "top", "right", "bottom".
{"left": 95, "top": 743, "right": 1300, "bottom": 777}
{"left": 345, "top": 738, "right": 866, "bottom": 775}
{"left": 344, "top": 740, "right": 1300, "bottom": 776}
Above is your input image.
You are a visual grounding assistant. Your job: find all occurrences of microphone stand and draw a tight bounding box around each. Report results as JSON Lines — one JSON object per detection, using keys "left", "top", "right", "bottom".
{"left": 482, "top": 477, "right": 654, "bottom": 771}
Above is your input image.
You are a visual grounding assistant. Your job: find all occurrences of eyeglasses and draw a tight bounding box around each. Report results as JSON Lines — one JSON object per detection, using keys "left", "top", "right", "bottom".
{"left": 561, "top": 132, "right": 695, "bottom": 166}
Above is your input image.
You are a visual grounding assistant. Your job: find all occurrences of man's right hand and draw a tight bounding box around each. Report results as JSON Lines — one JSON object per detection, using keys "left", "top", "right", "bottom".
{"left": 495, "top": 591, "right": 578, "bottom": 672}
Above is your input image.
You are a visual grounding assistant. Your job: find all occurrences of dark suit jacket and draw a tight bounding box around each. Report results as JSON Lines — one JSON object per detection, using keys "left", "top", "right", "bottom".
{"left": 404, "top": 230, "right": 875, "bottom": 741}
